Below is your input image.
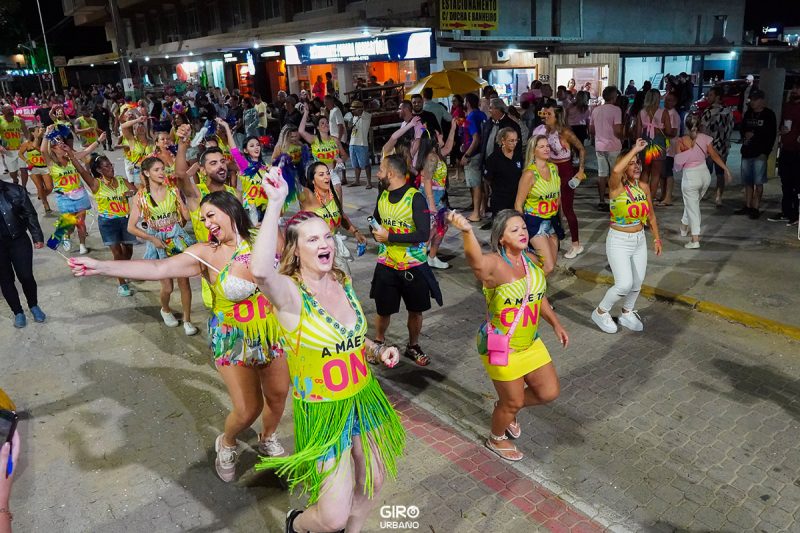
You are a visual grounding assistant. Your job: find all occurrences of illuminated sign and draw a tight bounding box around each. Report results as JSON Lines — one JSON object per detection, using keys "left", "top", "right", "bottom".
{"left": 285, "top": 31, "right": 433, "bottom": 65}
{"left": 260, "top": 51, "right": 280, "bottom": 58}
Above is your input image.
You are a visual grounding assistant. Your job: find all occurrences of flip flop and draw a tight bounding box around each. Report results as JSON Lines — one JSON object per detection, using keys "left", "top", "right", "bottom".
{"left": 347, "top": 182, "right": 361, "bottom": 187}
{"left": 365, "top": 184, "right": 374, "bottom": 189}
{"left": 467, "top": 216, "right": 482, "bottom": 223}
{"left": 485, "top": 436, "right": 524, "bottom": 462}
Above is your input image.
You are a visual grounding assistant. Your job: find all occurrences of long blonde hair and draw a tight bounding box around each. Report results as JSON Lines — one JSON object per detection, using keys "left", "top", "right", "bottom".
{"left": 524, "top": 134, "right": 548, "bottom": 168}
{"left": 278, "top": 211, "right": 347, "bottom": 284}
{"left": 643, "top": 89, "right": 661, "bottom": 114}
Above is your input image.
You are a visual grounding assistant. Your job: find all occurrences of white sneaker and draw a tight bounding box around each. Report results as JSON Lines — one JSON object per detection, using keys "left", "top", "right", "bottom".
{"left": 684, "top": 241, "right": 700, "bottom": 249}
{"left": 79, "top": 244, "right": 89, "bottom": 255}
{"left": 160, "top": 309, "right": 179, "bottom": 327}
{"left": 183, "top": 321, "right": 198, "bottom": 336}
{"left": 258, "top": 433, "right": 286, "bottom": 456}
{"left": 564, "top": 245, "right": 584, "bottom": 259}
{"left": 62, "top": 239, "right": 72, "bottom": 252}
{"left": 428, "top": 256, "right": 450, "bottom": 269}
{"left": 591, "top": 308, "right": 618, "bottom": 333}
{"left": 618, "top": 310, "right": 644, "bottom": 332}
{"left": 214, "top": 434, "right": 240, "bottom": 483}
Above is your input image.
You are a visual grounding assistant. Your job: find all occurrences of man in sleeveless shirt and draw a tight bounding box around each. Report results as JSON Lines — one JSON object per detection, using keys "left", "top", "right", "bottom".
{"left": 370, "top": 154, "right": 442, "bottom": 366}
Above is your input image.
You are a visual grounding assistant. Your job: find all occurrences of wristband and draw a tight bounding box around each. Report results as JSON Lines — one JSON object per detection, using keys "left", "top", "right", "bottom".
{"left": 654, "top": 238, "right": 662, "bottom": 243}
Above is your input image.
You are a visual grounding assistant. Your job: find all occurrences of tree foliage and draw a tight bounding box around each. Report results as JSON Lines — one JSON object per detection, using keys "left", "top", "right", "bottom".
{"left": 0, "top": 0, "right": 23, "bottom": 55}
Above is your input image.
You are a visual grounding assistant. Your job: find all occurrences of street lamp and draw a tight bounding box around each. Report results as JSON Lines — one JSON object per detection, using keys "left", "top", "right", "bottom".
{"left": 34, "top": 0, "right": 56, "bottom": 92}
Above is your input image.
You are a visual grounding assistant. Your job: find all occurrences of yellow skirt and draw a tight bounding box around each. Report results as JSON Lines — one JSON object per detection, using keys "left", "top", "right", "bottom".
{"left": 480, "top": 337, "right": 552, "bottom": 382}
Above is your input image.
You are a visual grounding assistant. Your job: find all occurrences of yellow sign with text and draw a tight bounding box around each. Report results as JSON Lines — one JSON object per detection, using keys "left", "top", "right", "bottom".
{"left": 440, "top": 0, "right": 499, "bottom": 31}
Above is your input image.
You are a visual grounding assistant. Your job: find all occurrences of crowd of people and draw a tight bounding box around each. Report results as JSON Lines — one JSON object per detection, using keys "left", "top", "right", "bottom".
{"left": 0, "top": 72, "right": 798, "bottom": 533}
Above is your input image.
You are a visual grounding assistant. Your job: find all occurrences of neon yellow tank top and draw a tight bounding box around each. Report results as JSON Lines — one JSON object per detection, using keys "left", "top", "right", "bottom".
{"left": 313, "top": 195, "right": 342, "bottom": 231}
{"left": 241, "top": 168, "right": 269, "bottom": 209}
{"left": 523, "top": 162, "right": 560, "bottom": 219}
{"left": 96, "top": 176, "right": 130, "bottom": 218}
{"left": 191, "top": 181, "right": 238, "bottom": 242}
{"left": 50, "top": 161, "right": 84, "bottom": 196}
{"left": 0, "top": 116, "right": 23, "bottom": 150}
{"left": 138, "top": 186, "right": 180, "bottom": 230}
{"left": 432, "top": 160, "right": 447, "bottom": 190}
{"left": 376, "top": 187, "right": 427, "bottom": 270}
{"left": 211, "top": 239, "right": 281, "bottom": 353}
{"left": 23, "top": 148, "right": 46, "bottom": 168}
{"left": 609, "top": 182, "right": 650, "bottom": 227}
{"left": 282, "top": 280, "right": 371, "bottom": 402}
{"left": 125, "top": 139, "right": 150, "bottom": 165}
{"left": 77, "top": 117, "right": 98, "bottom": 144}
{"left": 482, "top": 255, "right": 547, "bottom": 352}
{"left": 287, "top": 143, "right": 302, "bottom": 164}
{"left": 311, "top": 137, "right": 337, "bottom": 166}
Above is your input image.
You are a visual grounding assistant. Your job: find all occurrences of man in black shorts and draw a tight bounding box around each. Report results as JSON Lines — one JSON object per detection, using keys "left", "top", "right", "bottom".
{"left": 370, "top": 154, "right": 442, "bottom": 366}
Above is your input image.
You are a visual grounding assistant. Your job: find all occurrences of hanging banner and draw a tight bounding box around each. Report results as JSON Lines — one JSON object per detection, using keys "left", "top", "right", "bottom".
{"left": 440, "top": 0, "right": 499, "bottom": 31}
{"left": 58, "top": 67, "right": 68, "bottom": 87}
{"left": 13, "top": 106, "right": 38, "bottom": 124}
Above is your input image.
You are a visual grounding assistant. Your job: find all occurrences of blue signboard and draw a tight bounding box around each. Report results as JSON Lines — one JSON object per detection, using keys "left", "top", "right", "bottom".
{"left": 285, "top": 31, "right": 433, "bottom": 65}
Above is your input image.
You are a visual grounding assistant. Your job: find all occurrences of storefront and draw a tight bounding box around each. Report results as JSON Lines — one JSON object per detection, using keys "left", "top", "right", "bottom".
{"left": 284, "top": 31, "right": 434, "bottom": 99}
{"left": 620, "top": 53, "right": 739, "bottom": 100}
{"left": 487, "top": 67, "right": 538, "bottom": 105}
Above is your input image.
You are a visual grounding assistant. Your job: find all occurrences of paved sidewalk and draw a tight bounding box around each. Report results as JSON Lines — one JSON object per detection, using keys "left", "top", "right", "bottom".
{"left": 2, "top": 143, "right": 799, "bottom": 532}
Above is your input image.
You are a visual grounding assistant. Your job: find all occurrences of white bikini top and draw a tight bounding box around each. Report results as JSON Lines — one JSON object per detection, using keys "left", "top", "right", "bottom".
{"left": 184, "top": 248, "right": 258, "bottom": 302}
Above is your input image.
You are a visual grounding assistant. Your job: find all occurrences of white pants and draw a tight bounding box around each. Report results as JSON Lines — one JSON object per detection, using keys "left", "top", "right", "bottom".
{"left": 680, "top": 165, "right": 712, "bottom": 236}
{"left": 598, "top": 228, "right": 648, "bottom": 313}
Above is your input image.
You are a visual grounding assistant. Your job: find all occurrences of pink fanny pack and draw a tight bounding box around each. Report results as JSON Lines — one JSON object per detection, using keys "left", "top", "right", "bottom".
{"left": 486, "top": 258, "right": 531, "bottom": 366}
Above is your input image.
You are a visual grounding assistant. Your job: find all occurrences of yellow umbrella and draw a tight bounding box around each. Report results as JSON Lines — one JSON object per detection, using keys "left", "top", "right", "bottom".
{"left": 406, "top": 69, "right": 488, "bottom": 98}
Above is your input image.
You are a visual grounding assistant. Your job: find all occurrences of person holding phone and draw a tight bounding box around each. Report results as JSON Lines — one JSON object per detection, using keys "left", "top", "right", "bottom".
{"left": 0, "top": 387, "right": 20, "bottom": 533}
{"left": 448, "top": 209, "right": 567, "bottom": 462}
{"left": 250, "top": 172, "right": 404, "bottom": 533}
{"left": 119, "top": 112, "right": 153, "bottom": 186}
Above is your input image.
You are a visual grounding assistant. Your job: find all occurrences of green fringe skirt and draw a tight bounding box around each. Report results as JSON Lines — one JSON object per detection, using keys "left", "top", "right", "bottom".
{"left": 255, "top": 376, "right": 405, "bottom": 505}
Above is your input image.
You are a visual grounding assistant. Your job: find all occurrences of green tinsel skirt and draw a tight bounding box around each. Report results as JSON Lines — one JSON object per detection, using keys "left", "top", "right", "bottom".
{"left": 255, "top": 376, "right": 405, "bottom": 505}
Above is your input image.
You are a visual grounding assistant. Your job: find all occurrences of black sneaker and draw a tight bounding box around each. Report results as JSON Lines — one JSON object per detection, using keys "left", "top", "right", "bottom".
{"left": 748, "top": 208, "right": 760, "bottom": 220}
{"left": 788, "top": 219, "right": 799, "bottom": 227}
{"left": 733, "top": 207, "right": 750, "bottom": 215}
{"left": 767, "top": 213, "right": 789, "bottom": 222}
{"left": 286, "top": 509, "right": 303, "bottom": 533}
{"left": 404, "top": 344, "right": 431, "bottom": 366}
{"left": 597, "top": 202, "right": 609, "bottom": 212}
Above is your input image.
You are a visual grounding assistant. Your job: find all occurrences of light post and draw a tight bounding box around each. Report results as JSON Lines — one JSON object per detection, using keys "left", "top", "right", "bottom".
{"left": 34, "top": 0, "right": 57, "bottom": 92}
{"left": 17, "top": 42, "right": 44, "bottom": 94}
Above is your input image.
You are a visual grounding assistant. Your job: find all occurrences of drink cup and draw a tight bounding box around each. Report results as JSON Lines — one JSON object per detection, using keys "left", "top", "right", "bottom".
{"left": 784, "top": 119, "right": 793, "bottom": 131}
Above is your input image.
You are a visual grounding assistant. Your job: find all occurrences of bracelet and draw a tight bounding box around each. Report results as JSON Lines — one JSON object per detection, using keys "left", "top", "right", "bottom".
{"left": 0, "top": 509, "right": 13, "bottom": 521}
{"left": 654, "top": 238, "right": 662, "bottom": 243}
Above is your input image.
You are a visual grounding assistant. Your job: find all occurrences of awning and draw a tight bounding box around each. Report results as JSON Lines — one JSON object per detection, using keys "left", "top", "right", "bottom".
{"left": 67, "top": 52, "right": 120, "bottom": 67}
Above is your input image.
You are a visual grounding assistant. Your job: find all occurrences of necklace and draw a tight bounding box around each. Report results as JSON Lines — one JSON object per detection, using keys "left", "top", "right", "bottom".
{"left": 314, "top": 188, "right": 332, "bottom": 207}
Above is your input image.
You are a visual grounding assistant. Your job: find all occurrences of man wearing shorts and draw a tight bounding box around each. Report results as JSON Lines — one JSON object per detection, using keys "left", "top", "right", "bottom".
{"left": 736, "top": 90, "right": 777, "bottom": 220}
{"left": 0, "top": 106, "right": 30, "bottom": 189}
{"left": 590, "top": 86, "right": 623, "bottom": 211}
{"left": 459, "top": 93, "right": 487, "bottom": 223}
{"left": 346, "top": 100, "right": 373, "bottom": 188}
{"left": 370, "top": 154, "right": 441, "bottom": 367}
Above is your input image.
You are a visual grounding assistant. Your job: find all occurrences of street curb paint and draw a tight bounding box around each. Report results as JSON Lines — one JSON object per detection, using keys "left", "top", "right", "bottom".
{"left": 566, "top": 267, "right": 800, "bottom": 342}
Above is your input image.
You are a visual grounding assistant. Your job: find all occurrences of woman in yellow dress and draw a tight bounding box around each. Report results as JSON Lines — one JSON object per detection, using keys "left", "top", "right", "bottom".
{"left": 449, "top": 208, "right": 569, "bottom": 462}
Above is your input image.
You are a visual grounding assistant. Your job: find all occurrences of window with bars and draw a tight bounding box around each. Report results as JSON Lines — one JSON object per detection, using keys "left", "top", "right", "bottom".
{"left": 183, "top": 1, "right": 201, "bottom": 37}
{"left": 260, "top": 0, "right": 281, "bottom": 19}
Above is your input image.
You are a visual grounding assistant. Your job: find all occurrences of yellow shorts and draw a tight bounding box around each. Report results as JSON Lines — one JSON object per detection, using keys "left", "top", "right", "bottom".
{"left": 480, "top": 337, "right": 552, "bottom": 382}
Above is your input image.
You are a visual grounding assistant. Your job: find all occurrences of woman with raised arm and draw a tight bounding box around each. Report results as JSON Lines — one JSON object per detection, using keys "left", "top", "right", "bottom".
{"left": 449, "top": 209, "right": 567, "bottom": 462}
{"left": 150, "top": 131, "right": 177, "bottom": 185}
{"left": 40, "top": 125, "right": 105, "bottom": 254}
{"left": 299, "top": 104, "right": 347, "bottom": 199}
{"left": 414, "top": 124, "right": 457, "bottom": 269}
{"left": 591, "top": 139, "right": 663, "bottom": 334}
{"left": 68, "top": 191, "right": 290, "bottom": 482}
{"left": 514, "top": 134, "right": 563, "bottom": 276}
{"left": 119, "top": 113, "right": 153, "bottom": 186}
{"left": 85, "top": 155, "right": 138, "bottom": 296}
{"left": 126, "top": 156, "right": 197, "bottom": 335}
{"left": 298, "top": 161, "right": 367, "bottom": 276}
{"left": 250, "top": 172, "right": 404, "bottom": 533}
{"left": 18, "top": 127, "right": 52, "bottom": 214}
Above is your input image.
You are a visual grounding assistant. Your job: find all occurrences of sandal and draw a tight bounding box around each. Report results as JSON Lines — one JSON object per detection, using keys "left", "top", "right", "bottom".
{"left": 365, "top": 184, "right": 374, "bottom": 189}
{"left": 493, "top": 402, "right": 522, "bottom": 439}
{"left": 485, "top": 434, "right": 524, "bottom": 462}
{"left": 466, "top": 216, "right": 482, "bottom": 223}
{"left": 347, "top": 181, "right": 361, "bottom": 187}
{"left": 404, "top": 344, "right": 430, "bottom": 366}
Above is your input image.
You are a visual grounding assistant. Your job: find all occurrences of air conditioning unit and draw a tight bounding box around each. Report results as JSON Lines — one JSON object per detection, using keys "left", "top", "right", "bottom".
{"left": 495, "top": 49, "right": 512, "bottom": 62}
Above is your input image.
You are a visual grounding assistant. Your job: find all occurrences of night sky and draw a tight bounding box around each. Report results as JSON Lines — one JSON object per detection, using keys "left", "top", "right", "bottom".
{"left": 743, "top": 1, "right": 800, "bottom": 32}
{"left": 21, "top": 2, "right": 109, "bottom": 59}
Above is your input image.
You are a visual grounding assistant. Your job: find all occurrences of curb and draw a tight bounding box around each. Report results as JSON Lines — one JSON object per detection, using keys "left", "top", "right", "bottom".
{"left": 564, "top": 266, "right": 800, "bottom": 342}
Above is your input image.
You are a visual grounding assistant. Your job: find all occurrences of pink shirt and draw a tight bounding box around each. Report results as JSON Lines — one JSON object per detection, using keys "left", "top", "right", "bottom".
{"left": 591, "top": 104, "right": 622, "bottom": 152}
{"left": 665, "top": 108, "right": 681, "bottom": 156}
{"left": 673, "top": 133, "right": 712, "bottom": 171}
